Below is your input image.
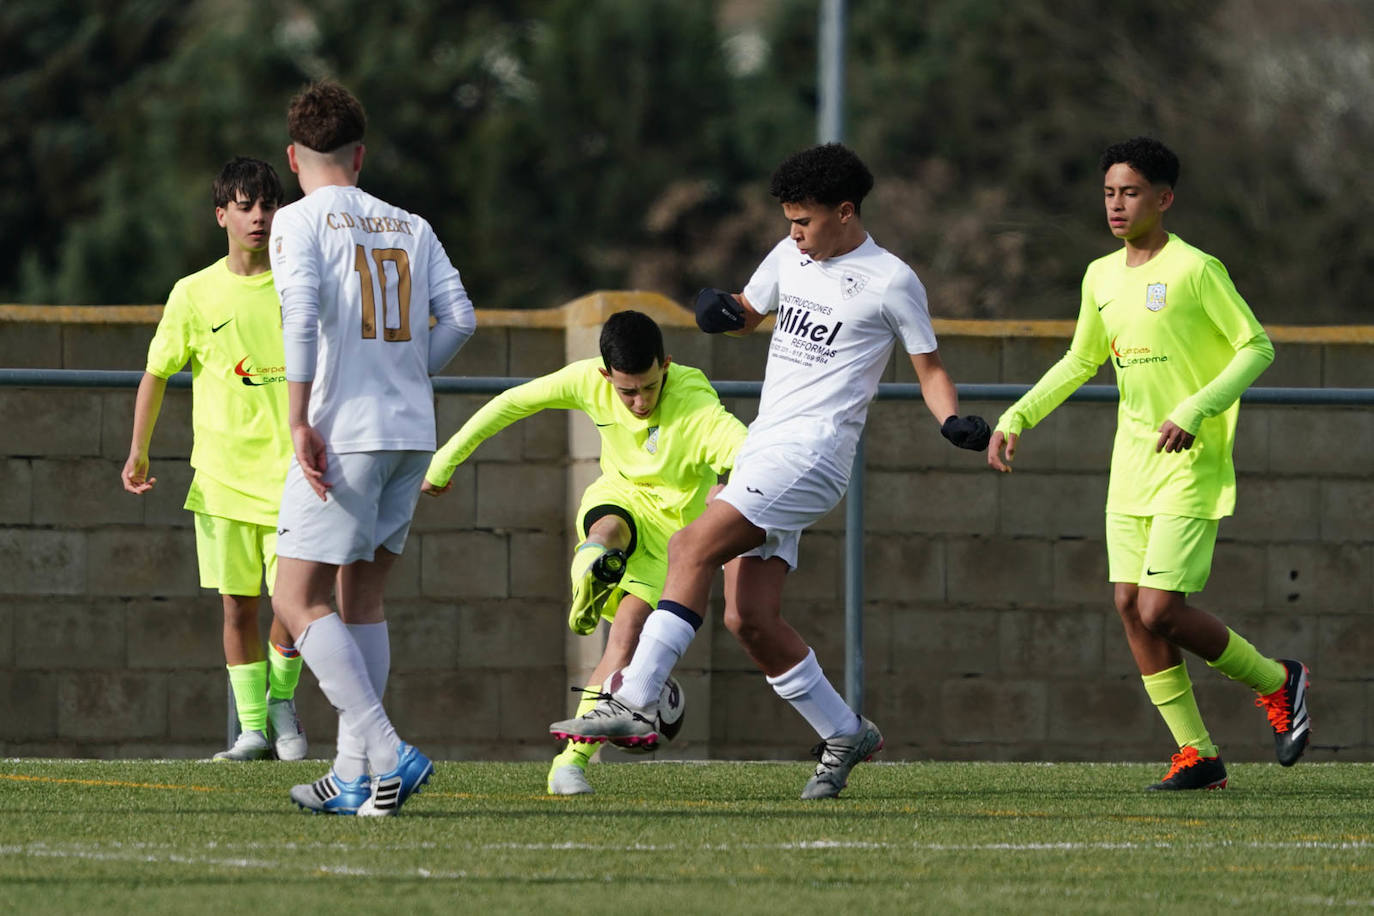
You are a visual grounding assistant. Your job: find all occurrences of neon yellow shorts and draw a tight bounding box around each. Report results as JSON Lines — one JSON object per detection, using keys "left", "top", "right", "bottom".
{"left": 193, "top": 512, "right": 278, "bottom": 597}
{"left": 1105, "top": 513, "right": 1219, "bottom": 595}
{"left": 576, "top": 475, "right": 681, "bottom": 617}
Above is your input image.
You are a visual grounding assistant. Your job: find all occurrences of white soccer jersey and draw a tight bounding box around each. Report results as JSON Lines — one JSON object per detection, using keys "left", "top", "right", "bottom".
{"left": 741, "top": 234, "right": 938, "bottom": 471}
{"left": 270, "top": 185, "right": 472, "bottom": 452}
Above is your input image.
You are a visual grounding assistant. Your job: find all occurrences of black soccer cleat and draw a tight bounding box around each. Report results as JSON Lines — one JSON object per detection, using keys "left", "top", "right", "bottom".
{"left": 1255, "top": 658, "right": 1311, "bottom": 767}
{"left": 1145, "top": 746, "right": 1228, "bottom": 791}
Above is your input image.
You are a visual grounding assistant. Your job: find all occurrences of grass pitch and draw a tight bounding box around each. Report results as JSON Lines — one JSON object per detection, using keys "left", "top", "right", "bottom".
{"left": 2, "top": 758, "right": 1371, "bottom": 914}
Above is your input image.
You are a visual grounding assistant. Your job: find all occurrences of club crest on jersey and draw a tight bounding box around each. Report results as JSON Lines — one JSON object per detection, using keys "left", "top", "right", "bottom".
{"left": 841, "top": 272, "right": 869, "bottom": 300}
{"left": 1145, "top": 282, "right": 1167, "bottom": 311}
{"left": 644, "top": 426, "right": 659, "bottom": 454}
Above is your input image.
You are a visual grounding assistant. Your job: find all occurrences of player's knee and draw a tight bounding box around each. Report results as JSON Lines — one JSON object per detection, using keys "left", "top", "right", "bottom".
{"left": 1135, "top": 590, "right": 1182, "bottom": 636}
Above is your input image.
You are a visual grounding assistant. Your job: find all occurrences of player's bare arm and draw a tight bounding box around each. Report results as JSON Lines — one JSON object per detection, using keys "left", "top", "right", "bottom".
{"left": 287, "top": 379, "right": 330, "bottom": 500}
{"left": 121, "top": 372, "right": 169, "bottom": 494}
{"left": 912, "top": 351, "right": 991, "bottom": 451}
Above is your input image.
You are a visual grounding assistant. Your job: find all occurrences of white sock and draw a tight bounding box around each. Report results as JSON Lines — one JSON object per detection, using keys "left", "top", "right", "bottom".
{"left": 766, "top": 648, "right": 861, "bottom": 740}
{"left": 296, "top": 613, "right": 400, "bottom": 777}
{"left": 618, "top": 610, "right": 697, "bottom": 708}
{"left": 333, "top": 622, "right": 391, "bottom": 781}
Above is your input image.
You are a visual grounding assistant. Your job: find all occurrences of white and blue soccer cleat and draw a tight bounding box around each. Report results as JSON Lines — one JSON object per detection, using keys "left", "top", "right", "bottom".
{"left": 290, "top": 770, "right": 371, "bottom": 815}
{"left": 357, "top": 743, "right": 434, "bottom": 816}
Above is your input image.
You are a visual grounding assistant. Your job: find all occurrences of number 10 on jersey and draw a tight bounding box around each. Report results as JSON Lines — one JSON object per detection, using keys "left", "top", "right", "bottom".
{"left": 354, "top": 244, "right": 412, "bottom": 341}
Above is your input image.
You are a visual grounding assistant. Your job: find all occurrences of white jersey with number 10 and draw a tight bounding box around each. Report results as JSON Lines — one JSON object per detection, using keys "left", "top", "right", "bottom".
{"left": 270, "top": 184, "right": 471, "bottom": 453}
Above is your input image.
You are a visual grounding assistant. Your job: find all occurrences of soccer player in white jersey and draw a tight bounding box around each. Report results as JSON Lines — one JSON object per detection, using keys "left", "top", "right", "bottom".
{"left": 268, "top": 81, "right": 476, "bottom": 816}
{"left": 551, "top": 144, "right": 991, "bottom": 798}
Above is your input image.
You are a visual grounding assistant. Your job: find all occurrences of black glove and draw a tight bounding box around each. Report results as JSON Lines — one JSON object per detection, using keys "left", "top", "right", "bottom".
{"left": 694, "top": 288, "right": 746, "bottom": 334}
{"left": 941, "top": 414, "right": 992, "bottom": 451}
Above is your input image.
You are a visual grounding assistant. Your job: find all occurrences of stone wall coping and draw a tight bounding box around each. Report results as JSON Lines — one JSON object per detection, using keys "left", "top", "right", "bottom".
{"left": 3, "top": 297, "right": 1371, "bottom": 343}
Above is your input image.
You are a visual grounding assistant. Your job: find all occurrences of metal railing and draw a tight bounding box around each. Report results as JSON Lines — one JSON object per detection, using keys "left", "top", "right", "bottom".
{"left": 3, "top": 368, "right": 1371, "bottom": 728}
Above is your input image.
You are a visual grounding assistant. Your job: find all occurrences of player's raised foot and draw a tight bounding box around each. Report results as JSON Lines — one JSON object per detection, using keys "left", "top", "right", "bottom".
{"left": 800, "top": 717, "right": 883, "bottom": 800}
{"left": 548, "top": 672, "right": 660, "bottom": 750}
{"left": 290, "top": 770, "right": 371, "bottom": 815}
{"left": 213, "top": 728, "right": 271, "bottom": 761}
{"left": 1145, "top": 746, "right": 1227, "bottom": 791}
{"left": 1255, "top": 658, "right": 1311, "bottom": 767}
{"left": 357, "top": 743, "right": 434, "bottom": 817}
{"left": 547, "top": 763, "right": 594, "bottom": 796}
{"left": 267, "top": 697, "right": 308, "bottom": 761}
{"left": 567, "top": 546, "right": 628, "bottom": 635}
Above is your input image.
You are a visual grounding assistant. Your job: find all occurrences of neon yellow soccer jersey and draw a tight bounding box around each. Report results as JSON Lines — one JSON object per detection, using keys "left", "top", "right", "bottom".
{"left": 145, "top": 257, "right": 291, "bottom": 526}
{"left": 1000, "top": 235, "right": 1268, "bottom": 518}
{"left": 430, "top": 359, "right": 748, "bottom": 530}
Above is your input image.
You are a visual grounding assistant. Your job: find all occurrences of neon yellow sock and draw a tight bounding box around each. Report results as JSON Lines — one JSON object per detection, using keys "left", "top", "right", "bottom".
{"left": 1206, "top": 628, "right": 1286, "bottom": 695}
{"left": 227, "top": 661, "right": 268, "bottom": 731}
{"left": 570, "top": 542, "right": 607, "bottom": 586}
{"left": 550, "top": 684, "right": 602, "bottom": 769}
{"left": 267, "top": 642, "right": 303, "bottom": 700}
{"left": 1141, "top": 664, "right": 1218, "bottom": 759}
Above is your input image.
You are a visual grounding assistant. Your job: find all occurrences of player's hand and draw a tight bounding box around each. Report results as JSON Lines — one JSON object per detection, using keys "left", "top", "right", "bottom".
{"left": 121, "top": 452, "right": 156, "bottom": 494}
{"left": 1156, "top": 420, "right": 1195, "bottom": 453}
{"left": 421, "top": 478, "right": 451, "bottom": 497}
{"left": 694, "top": 288, "right": 746, "bottom": 334}
{"left": 941, "top": 414, "right": 992, "bottom": 451}
{"left": 292, "top": 424, "right": 331, "bottom": 501}
{"left": 987, "top": 430, "right": 1018, "bottom": 472}
{"left": 705, "top": 482, "right": 726, "bottom": 504}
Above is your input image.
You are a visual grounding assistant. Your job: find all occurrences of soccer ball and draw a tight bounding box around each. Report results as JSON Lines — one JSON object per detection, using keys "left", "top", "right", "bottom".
{"left": 612, "top": 676, "right": 686, "bottom": 754}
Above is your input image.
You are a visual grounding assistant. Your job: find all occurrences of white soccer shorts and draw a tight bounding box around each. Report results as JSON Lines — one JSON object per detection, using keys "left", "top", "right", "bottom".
{"left": 714, "top": 440, "right": 847, "bottom": 570}
{"left": 277, "top": 450, "right": 429, "bottom": 565}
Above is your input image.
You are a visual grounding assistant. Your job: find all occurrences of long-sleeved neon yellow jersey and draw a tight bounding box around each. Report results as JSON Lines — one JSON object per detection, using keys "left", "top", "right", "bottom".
{"left": 428, "top": 358, "right": 748, "bottom": 528}
{"left": 997, "top": 234, "right": 1273, "bottom": 519}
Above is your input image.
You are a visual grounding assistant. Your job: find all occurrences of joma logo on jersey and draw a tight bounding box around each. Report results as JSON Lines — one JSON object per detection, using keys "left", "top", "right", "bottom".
{"left": 776, "top": 304, "right": 843, "bottom": 346}
{"left": 1145, "top": 282, "right": 1167, "bottom": 311}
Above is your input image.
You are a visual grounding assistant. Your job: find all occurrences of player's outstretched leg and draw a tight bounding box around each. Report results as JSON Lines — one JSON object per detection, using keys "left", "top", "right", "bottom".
{"left": 800, "top": 717, "right": 884, "bottom": 800}
{"left": 1145, "top": 746, "right": 1228, "bottom": 791}
{"left": 1255, "top": 658, "right": 1311, "bottom": 766}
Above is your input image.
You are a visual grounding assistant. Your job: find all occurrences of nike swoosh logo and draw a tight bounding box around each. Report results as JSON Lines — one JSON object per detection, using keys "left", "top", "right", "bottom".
{"left": 595, "top": 422, "right": 614, "bottom": 427}
{"left": 211, "top": 318, "right": 234, "bottom": 332}
{"left": 626, "top": 579, "right": 651, "bottom": 587}
{"left": 1097, "top": 299, "right": 1114, "bottom": 312}
{"left": 746, "top": 486, "right": 763, "bottom": 494}
{"left": 1145, "top": 567, "right": 1171, "bottom": 576}
{"left": 277, "top": 528, "right": 289, "bottom": 535}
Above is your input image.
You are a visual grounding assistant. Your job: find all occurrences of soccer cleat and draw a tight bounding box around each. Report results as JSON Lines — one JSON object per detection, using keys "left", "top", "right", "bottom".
{"left": 212, "top": 728, "right": 271, "bottom": 761}
{"left": 290, "top": 770, "right": 371, "bottom": 815}
{"left": 356, "top": 743, "right": 434, "bottom": 817}
{"left": 1256, "top": 658, "right": 1311, "bottom": 766}
{"left": 1145, "top": 746, "right": 1228, "bottom": 791}
{"left": 548, "top": 671, "right": 661, "bottom": 750}
{"left": 568, "top": 547, "right": 628, "bottom": 635}
{"left": 800, "top": 717, "right": 884, "bottom": 800}
{"left": 547, "top": 763, "right": 594, "bottom": 796}
{"left": 267, "top": 697, "right": 308, "bottom": 761}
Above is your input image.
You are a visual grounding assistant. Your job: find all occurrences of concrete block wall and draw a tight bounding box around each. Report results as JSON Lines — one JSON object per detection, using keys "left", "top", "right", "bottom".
{"left": 0, "top": 299, "right": 1370, "bottom": 764}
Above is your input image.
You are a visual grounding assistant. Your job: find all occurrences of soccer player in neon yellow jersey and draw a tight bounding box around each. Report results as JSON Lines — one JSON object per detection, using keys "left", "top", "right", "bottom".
{"left": 423, "top": 310, "right": 747, "bottom": 795}
{"left": 122, "top": 157, "right": 307, "bottom": 761}
{"left": 987, "top": 137, "right": 1311, "bottom": 790}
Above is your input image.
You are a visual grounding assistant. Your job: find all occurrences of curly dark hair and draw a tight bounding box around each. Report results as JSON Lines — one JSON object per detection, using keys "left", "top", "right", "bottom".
{"left": 1100, "top": 137, "right": 1180, "bottom": 188}
{"left": 600, "top": 310, "right": 665, "bottom": 374}
{"left": 287, "top": 80, "right": 367, "bottom": 153}
{"left": 212, "top": 157, "right": 282, "bottom": 209}
{"left": 769, "top": 143, "right": 874, "bottom": 214}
